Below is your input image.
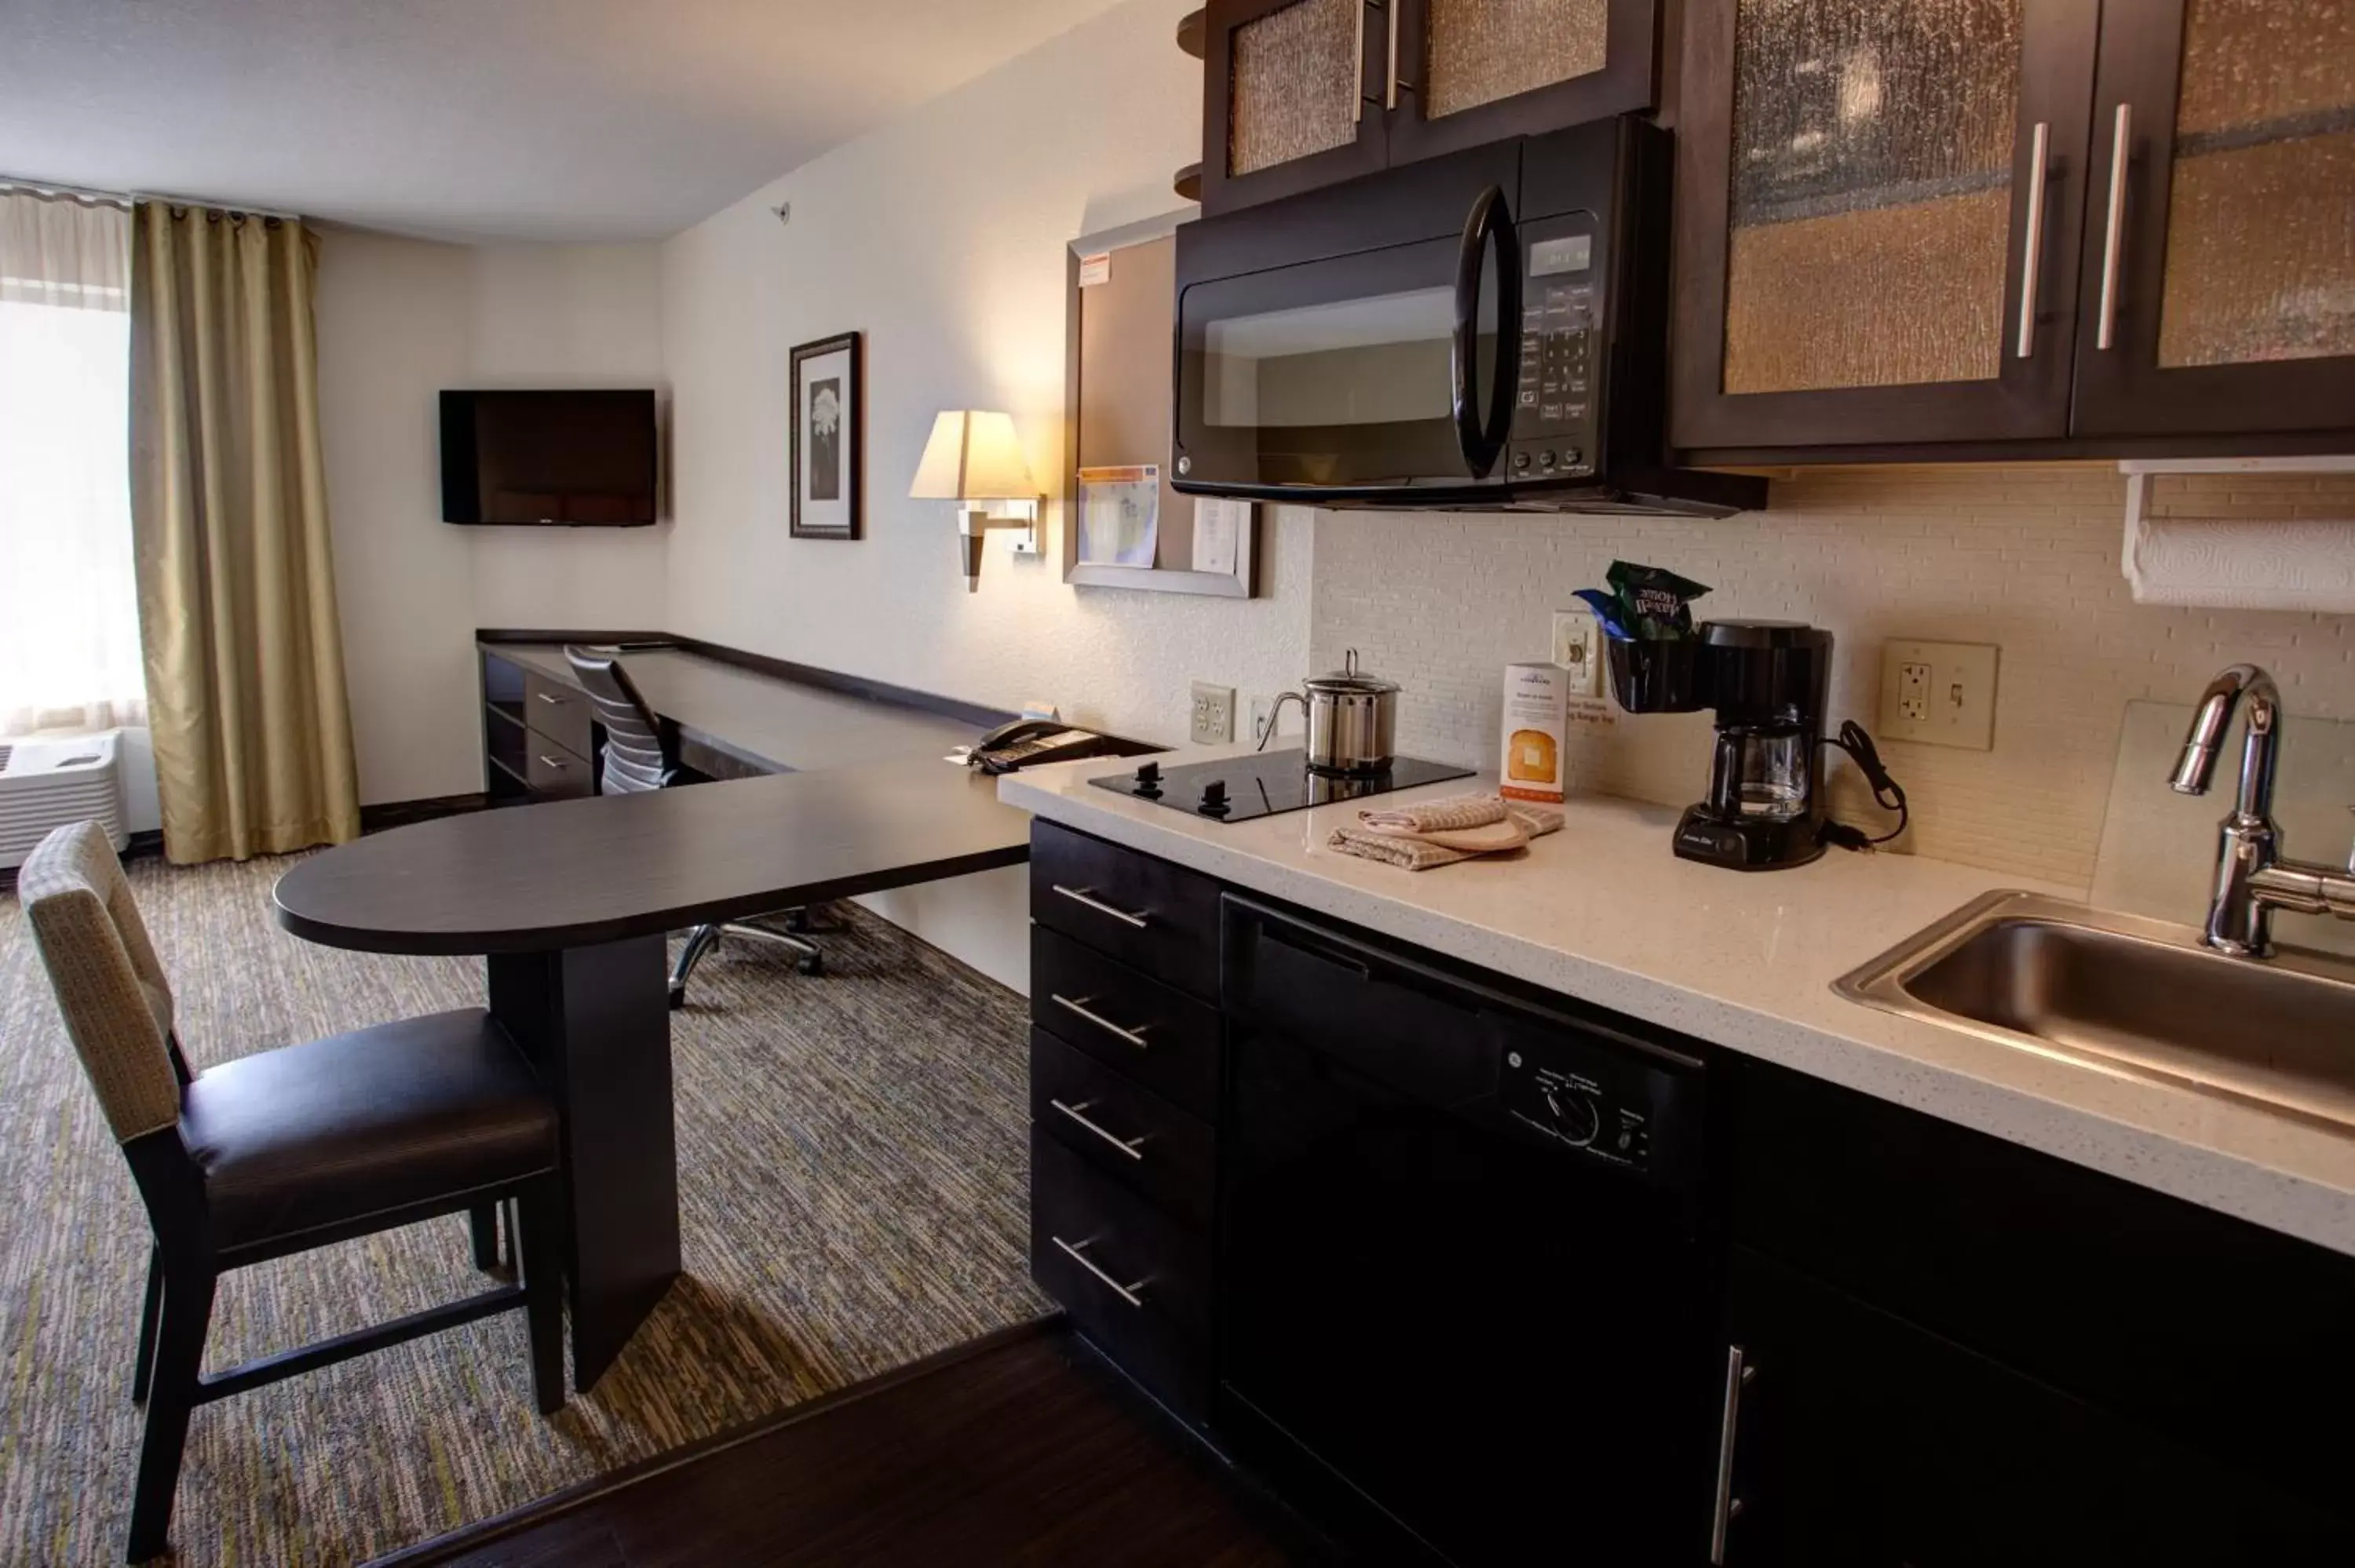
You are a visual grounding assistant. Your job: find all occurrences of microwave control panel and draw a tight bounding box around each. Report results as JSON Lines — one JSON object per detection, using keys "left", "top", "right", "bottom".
{"left": 1507, "top": 213, "right": 1602, "bottom": 481}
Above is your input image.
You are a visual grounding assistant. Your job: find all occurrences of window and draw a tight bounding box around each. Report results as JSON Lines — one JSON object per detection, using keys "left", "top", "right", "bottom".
{"left": 0, "top": 190, "right": 144, "bottom": 735}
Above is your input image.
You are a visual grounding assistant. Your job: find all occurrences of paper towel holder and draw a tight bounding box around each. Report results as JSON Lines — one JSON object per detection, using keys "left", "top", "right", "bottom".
{"left": 2120, "top": 454, "right": 2355, "bottom": 614}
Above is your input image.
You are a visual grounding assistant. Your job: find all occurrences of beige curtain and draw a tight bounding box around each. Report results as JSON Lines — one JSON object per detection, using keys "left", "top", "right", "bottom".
{"left": 130, "top": 203, "right": 360, "bottom": 862}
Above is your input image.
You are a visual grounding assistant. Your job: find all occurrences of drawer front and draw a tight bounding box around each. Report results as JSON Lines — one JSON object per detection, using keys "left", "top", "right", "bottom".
{"left": 1031, "top": 1128, "right": 1210, "bottom": 1422}
{"left": 526, "top": 738, "right": 593, "bottom": 800}
{"left": 523, "top": 671, "right": 595, "bottom": 760}
{"left": 1031, "top": 926, "right": 1221, "bottom": 1118}
{"left": 1031, "top": 821, "right": 1221, "bottom": 998}
{"left": 1031, "top": 1029, "right": 1214, "bottom": 1229}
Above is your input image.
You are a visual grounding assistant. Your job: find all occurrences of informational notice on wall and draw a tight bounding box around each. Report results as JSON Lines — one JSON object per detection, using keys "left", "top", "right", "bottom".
{"left": 1192, "top": 497, "right": 1247, "bottom": 577}
{"left": 1076, "top": 252, "right": 1112, "bottom": 287}
{"left": 1075, "top": 465, "right": 1158, "bottom": 566}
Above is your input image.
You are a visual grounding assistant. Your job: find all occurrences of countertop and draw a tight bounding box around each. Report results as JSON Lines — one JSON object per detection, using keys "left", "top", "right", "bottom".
{"left": 1001, "top": 746, "right": 2355, "bottom": 1260}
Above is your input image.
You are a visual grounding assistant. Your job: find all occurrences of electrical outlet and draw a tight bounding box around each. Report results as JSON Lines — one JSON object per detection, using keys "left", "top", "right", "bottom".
{"left": 1551, "top": 609, "right": 1603, "bottom": 699}
{"left": 1878, "top": 640, "right": 1999, "bottom": 750}
{"left": 1190, "top": 681, "right": 1236, "bottom": 746}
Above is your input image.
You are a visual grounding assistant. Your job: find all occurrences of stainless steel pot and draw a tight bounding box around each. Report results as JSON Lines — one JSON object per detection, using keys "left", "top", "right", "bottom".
{"left": 1265, "top": 649, "right": 1400, "bottom": 774}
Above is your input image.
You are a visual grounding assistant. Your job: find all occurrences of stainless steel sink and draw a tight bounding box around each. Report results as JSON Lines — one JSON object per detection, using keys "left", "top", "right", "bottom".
{"left": 1835, "top": 891, "right": 2355, "bottom": 1132}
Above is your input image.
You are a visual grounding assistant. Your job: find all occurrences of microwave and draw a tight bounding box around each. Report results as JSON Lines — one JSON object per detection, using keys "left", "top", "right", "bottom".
{"left": 1172, "top": 118, "right": 1761, "bottom": 518}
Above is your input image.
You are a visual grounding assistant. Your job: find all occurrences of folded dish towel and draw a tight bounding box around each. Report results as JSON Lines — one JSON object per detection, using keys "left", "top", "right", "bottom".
{"left": 1329, "top": 792, "right": 1565, "bottom": 870}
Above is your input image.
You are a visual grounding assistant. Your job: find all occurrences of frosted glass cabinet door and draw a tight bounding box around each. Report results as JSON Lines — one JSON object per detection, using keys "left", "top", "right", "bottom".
{"left": 1383, "top": 0, "right": 1661, "bottom": 166}
{"left": 1670, "top": 0, "right": 2099, "bottom": 451}
{"left": 2072, "top": 0, "right": 2355, "bottom": 436}
{"left": 1201, "top": 0, "right": 1386, "bottom": 214}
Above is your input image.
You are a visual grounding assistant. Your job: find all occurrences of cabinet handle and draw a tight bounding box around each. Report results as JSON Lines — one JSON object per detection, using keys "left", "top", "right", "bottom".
{"left": 536, "top": 691, "right": 567, "bottom": 706}
{"left": 1050, "top": 1234, "right": 1148, "bottom": 1307}
{"left": 1050, "top": 993, "right": 1152, "bottom": 1049}
{"left": 536, "top": 753, "right": 569, "bottom": 770}
{"left": 1050, "top": 1098, "right": 1148, "bottom": 1160}
{"left": 1385, "top": 0, "right": 1408, "bottom": 111}
{"left": 2096, "top": 102, "right": 2132, "bottom": 351}
{"left": 1050, "top": 884, "right": 1149, "bottom": 928}
{"left": 1710, "top": 1345, "right": 1755, "bottom": 1564}
{"left": 2014, "top": 120, "right": 2051, "bottom": 359}
{"left": 1352, "top": 0, "right": 1369, "bottom": 123}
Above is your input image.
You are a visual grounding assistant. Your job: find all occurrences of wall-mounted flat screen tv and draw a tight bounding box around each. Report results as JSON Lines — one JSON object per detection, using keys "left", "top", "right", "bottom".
{"left": 440, "top": 388, "right": 658, "bottom": 526}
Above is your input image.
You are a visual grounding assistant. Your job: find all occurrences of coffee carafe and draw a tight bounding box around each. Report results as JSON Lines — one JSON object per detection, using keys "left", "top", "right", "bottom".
{"left": 1673, "top": 621, "right": 1834, "bottom": 870}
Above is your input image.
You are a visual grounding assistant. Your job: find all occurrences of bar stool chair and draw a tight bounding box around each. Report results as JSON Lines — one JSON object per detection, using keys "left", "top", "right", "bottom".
{"left": 16, "top": 820, "right": 568, "bottom": 1563}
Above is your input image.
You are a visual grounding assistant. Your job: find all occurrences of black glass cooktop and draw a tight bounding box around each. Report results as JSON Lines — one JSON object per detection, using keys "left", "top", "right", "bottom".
{"left": 1091, "top": 748, "right": 1474, "bottom": 823}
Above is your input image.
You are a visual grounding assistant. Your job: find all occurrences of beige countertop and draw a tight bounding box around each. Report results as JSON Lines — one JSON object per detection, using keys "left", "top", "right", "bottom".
{"left": 1001, "top": 745, "right": 2355, "bottom": 1260}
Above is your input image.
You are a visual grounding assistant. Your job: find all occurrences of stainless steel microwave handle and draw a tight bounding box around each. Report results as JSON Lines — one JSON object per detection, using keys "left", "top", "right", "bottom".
{"left": 1710, "top": 1345, "right": 1755, "bottom": 1564}
{"left": 2014, "top": 120, "right": 2052, "bottom": 359}
{"left": 1451, "top": 185, "right": 1520, "bottom": 482}
{"left": 2096, "top": 101, "right": 2132, "bottom": 351}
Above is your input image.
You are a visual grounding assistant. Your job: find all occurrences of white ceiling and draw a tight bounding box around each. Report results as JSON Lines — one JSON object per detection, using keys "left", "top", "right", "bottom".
{"left": 1, "top": 0, "right": 1129, "bottom": 242}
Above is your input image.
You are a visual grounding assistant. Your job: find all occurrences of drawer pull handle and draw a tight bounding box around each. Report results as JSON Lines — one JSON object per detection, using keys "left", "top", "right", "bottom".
{"left": 1710, "top": 1345, "right": 1756, "bottom": 1564}
{"left": 1051, "top": 884, "right": 1149, "bottom": 929}
{"left": 1050, "top": 1097, "right": 1147, "bottom": 1160}
{"left": 536, "top": 754, "right": 570, "bottom": 769}
{"left": 535, "top": 691, "right": 568, "bottom": 706}
{"left": 1050, "top": 993, "right": 1150, "bottom": 1049}
{"left": 1050, "top": 1234, "right": 1147, "bottom": 1308}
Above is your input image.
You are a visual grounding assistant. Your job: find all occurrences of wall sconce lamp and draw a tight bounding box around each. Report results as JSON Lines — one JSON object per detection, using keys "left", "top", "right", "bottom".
{"left": 909, "top": 410, "right": 1042, "bottom": 592}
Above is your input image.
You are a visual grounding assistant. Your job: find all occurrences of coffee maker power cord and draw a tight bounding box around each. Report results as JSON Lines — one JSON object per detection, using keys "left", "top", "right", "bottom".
{"left": 1816, "top": 720, "right": 1908, "bottom": 851}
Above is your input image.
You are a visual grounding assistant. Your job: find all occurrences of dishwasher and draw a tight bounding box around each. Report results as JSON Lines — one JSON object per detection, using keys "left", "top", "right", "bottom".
{"left": 1218, "top": 895, "right": 1722, "bottom": 1566}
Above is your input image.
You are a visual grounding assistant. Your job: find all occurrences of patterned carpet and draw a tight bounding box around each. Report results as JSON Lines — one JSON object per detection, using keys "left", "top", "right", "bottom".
{"left": 0, "top": 849, "right": 1050, "bottom": 1566}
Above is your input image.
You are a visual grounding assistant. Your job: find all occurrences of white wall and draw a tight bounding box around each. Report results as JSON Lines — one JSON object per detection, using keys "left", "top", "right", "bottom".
{"left": 314, "top": 232, "right": 670, "bottom": 806}
{"left": 658, "top": 0, "right": 1313, "bottom": 987}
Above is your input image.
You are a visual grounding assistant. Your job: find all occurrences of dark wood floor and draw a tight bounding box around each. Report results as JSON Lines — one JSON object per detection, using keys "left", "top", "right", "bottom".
{"left": 389, "top": 1322, "right": 1331, "bottom": 1568}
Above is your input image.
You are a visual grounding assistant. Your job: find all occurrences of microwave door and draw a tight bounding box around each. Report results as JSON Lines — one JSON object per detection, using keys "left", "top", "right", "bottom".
{"left": 1175, "top": 227, "right": 1517, "bottom": 501}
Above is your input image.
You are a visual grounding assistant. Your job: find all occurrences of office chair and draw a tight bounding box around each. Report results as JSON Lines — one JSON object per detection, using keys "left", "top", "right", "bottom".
{"left": 564, "top": 647, "right": 823, "bottom": 1008}
{"left": 18, "top": 821, "right": 566, "bottom": 1563}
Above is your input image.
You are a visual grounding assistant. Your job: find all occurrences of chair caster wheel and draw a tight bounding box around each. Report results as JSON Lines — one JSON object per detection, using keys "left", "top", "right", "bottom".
{"left": 798, "top": 954, "right": 824, "bottom": 976}
{"left": 667, "top": 986, "right": 686, "bottom": 1010}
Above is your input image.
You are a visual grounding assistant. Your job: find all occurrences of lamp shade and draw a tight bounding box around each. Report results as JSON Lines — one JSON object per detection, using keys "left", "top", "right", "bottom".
{"left": 908, "top": 410, "right": 1036, "bottom": 501}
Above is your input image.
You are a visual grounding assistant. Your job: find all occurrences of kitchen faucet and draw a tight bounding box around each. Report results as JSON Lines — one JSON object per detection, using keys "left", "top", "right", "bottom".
{"left": 2170, "top": 664, "right": 2355, "bottom": 956}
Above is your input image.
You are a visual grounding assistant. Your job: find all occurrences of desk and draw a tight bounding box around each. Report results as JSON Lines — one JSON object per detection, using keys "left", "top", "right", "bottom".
{"left": 275, "top": 643, "right": 1042, "bottom": 1391}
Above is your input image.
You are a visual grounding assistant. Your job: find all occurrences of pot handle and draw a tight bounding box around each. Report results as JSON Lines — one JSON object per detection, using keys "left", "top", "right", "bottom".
{"left": 1259, "top": 690, "right": 1305, "bottom": 751}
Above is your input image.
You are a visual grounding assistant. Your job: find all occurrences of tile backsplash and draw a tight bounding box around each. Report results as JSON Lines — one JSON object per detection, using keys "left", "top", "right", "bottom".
{"left": 1310, "top": 463, "right": 2355, "bottom": 887}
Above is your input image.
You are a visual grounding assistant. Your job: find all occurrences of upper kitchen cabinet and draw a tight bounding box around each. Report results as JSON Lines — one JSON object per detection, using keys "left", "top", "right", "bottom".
{"left": 1671, "top": 0, "right": 2102, "bottom": 450}
{"left": 2070, "top": 0, "right": 2355, "bottom": 437}
{"left": 1196, "top": 0, "right": 1659, "bottom": 215}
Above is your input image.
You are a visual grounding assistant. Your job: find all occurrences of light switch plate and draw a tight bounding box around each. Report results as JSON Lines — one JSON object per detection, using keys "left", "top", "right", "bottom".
{"left": 1878, "top": 640, "right": 1999, "bottom": 750}
{"left": 1552, "top": 610, "right": 1603, "bottom": 699}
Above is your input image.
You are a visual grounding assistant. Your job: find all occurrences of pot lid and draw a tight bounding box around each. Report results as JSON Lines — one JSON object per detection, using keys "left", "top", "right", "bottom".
{"left": 1303, "top": 647, "right": 1399, "bottom": 695}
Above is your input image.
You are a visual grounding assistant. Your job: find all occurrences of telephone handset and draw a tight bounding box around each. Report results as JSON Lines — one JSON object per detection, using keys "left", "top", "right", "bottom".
{"left": 968, "top": 718, "right": 1126, "bottom": 775}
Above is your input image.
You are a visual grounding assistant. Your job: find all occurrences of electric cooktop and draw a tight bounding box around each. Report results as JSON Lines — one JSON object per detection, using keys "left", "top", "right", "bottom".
{"left": 1090, "top": 748, "right": 1474, "bottom": 823}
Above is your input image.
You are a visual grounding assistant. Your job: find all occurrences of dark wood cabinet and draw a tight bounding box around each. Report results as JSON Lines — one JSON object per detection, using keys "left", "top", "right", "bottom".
{"left": 1672, "top": 0, "right": 2102, "bottom": 450}
{"left": 2069, "top": 0, "right": 2355, "bottom": 437}
{"left": 479, "top": 648, "right": 601, "bottom": 807}
{"left": 1672, "top": 0, "right": 2355, "bottom": 456}
{"left": 1719, "top": 1245, "right": 2353, "bottom": 1566}
{"left": 1196, "top": 0, "right": 1659, "bottom": 215}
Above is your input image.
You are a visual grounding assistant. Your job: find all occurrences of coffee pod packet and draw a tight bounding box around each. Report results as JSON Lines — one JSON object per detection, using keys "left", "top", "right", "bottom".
{"left": 1601, "top": 560, "right": 1711, "bottom": 640}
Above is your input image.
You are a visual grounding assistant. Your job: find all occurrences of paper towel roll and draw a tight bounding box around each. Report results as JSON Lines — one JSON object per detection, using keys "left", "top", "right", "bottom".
{"left": 2123, "top": 513, "right": 2355, "bottom": 611}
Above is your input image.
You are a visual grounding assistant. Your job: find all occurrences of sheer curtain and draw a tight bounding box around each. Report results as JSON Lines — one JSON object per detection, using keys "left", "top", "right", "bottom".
{"left": 0, "top": 188, "right": 144, "bottom": 735}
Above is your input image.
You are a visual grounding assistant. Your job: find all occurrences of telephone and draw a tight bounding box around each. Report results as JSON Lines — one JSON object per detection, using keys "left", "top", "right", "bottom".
{"left": 968, "top": 718, "right": 1126, "bottom": 775}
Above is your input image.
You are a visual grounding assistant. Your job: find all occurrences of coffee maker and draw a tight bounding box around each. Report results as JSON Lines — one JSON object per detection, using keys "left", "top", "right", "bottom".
{"left": 1608, "top": 619, "right": 1835, "bottom": 870}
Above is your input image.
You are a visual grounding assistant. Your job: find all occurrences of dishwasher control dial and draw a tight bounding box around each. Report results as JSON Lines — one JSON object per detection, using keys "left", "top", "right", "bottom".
{"left": 1540, "top": 1083, "right": 1601, "bottom": 1147}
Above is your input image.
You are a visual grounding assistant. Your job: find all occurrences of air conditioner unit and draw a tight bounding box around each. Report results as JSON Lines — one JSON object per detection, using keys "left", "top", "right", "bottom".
{"left": 0, "top": 732, "right": 129, "bottom": 870}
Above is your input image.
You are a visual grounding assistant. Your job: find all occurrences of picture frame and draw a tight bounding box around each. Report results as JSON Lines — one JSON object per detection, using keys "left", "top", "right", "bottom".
{"left": 789, "top": 331, "right": 863, "bottom": 539}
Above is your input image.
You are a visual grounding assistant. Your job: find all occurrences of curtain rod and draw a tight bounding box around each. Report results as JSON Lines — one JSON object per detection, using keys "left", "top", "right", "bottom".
{"left": 0, "top": 173, "right": 301, "bottom": 221}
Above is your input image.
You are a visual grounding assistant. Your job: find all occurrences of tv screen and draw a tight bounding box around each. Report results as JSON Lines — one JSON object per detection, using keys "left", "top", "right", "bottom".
{"left": 440, "top": 388, "right": 658, "bottom": 526}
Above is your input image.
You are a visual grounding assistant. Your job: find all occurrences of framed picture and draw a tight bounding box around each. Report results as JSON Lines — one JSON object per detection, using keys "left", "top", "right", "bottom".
{"left": 790, "top": 331, "right": 862, "bottom": 539}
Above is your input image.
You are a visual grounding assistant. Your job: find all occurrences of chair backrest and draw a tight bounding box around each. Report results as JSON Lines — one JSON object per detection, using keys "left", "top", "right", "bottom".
{"left": 564, "top": 647, "right": 676, "bottom": 795}
{"left": 17, "top": 820, "right": 183, "bottom": 1145}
